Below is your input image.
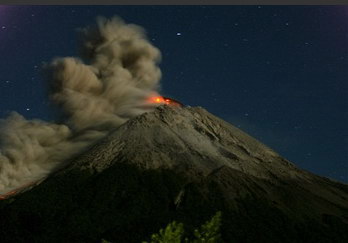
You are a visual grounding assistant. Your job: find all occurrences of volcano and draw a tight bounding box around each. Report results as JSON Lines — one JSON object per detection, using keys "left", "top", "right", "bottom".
{"left": 0, "top": 105, "right": 347, "bottom": 242}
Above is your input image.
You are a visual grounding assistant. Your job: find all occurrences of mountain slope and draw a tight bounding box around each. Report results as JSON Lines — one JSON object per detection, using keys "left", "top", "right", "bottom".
{"left": 0, "top": 105, "right": 347, "bottom": 242}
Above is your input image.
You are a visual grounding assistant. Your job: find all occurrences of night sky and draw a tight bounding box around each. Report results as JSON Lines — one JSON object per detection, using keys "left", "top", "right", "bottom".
{"left": 0, "top": 5, "right": 347, "bottom": 183}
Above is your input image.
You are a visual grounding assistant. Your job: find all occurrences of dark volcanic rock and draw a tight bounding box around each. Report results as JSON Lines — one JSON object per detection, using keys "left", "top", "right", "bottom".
{"left": 0, "top": 105, "right": 347, "bottom": 242}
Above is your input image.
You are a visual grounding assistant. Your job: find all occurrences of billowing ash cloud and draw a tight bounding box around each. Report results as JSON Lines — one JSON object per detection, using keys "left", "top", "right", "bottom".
{"left": 0, "top": 16, "right": 162, "bottom": 194}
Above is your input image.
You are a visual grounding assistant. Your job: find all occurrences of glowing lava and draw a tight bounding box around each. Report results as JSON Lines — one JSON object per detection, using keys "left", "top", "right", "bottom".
{"left": 150, "top": 96, "right": 165, "bottom": 104}
{"left": 0, "top": 180, "right": 43, "bottom": 200}
{"left": 148, "top": 96, "right": 183, "bottom": 107}
{"left": 0, "top": 189, "right": 18, "bottom": 200}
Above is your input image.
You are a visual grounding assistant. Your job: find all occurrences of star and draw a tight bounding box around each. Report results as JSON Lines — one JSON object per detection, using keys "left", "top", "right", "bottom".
{"left": 1, "top": 26, "right": 6, "bottom": 30}
{"left": 26, "top": 108, "right": 30, "bottom": 111}
{"left": 176, "top": 32, "right": 182, "bottom": 36}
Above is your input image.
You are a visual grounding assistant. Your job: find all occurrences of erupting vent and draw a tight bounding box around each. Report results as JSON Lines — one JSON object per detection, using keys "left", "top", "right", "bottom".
{"left": 148, "top": 96, "right": 184, "bottom": 107}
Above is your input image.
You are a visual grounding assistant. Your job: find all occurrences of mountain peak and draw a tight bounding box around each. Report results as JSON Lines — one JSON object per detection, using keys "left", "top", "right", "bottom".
{"left": 69, "top": 105, "right": 302, "bottom": 181}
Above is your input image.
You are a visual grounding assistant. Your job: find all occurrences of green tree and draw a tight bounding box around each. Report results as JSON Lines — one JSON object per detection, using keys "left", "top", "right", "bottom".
{"left": 143, "top": 211, "right": 222, "bottom": 243}
{"left": 143, "top": 221, "right": 185, "bottom": 243}
{"left": 192, "top": 211, "right": 222, "bottom": 243}
{"left": 101, "top": 211, "right": 222, "bottom": 243}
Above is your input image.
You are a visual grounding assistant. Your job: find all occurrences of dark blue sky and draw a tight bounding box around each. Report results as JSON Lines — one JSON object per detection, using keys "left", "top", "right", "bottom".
{"left": 0, "top": 5, "right": 347, "bottom": 182}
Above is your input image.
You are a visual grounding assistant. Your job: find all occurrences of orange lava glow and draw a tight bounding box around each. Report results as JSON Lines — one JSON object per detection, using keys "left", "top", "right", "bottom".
{"left": 0, "top": 181, "right": 38, "bottom": 200}
{"left": 148, "top": 96, "right": 183, "bottom": 107}
{"left": 149, "top": 96, "right": 165, "bottom": 104}
{"left": 0, "top": 189, "right": 19, "bottom": 200}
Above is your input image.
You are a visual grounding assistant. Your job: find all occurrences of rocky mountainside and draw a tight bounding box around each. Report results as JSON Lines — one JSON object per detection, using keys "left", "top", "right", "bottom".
{"left": 0, "top": 105, "right": 347, "bottom": 242}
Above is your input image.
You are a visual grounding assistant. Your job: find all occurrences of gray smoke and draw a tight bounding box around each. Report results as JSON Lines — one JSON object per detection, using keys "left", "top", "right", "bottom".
{"left": 0, "top": 16, "right": 162, "bottom": 194}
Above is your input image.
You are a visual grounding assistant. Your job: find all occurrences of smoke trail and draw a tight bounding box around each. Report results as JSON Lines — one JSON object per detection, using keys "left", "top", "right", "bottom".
{"left": 0, "top": 16, "right": 162, "bottom": 194}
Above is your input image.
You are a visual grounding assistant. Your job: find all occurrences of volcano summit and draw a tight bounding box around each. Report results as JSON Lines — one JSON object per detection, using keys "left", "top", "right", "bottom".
{"left": 0, "top": 105, "right": 347, "bottom": 242}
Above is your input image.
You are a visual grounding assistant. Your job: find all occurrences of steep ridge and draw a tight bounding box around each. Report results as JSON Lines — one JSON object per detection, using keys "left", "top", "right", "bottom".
{"left": 0, "top": 105, "right": 347, "bottom": 242}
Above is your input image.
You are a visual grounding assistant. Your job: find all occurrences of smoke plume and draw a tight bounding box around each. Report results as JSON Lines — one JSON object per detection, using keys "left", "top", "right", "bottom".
{"left": 0, "top": 16, "right": 162, "bottom": 194}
